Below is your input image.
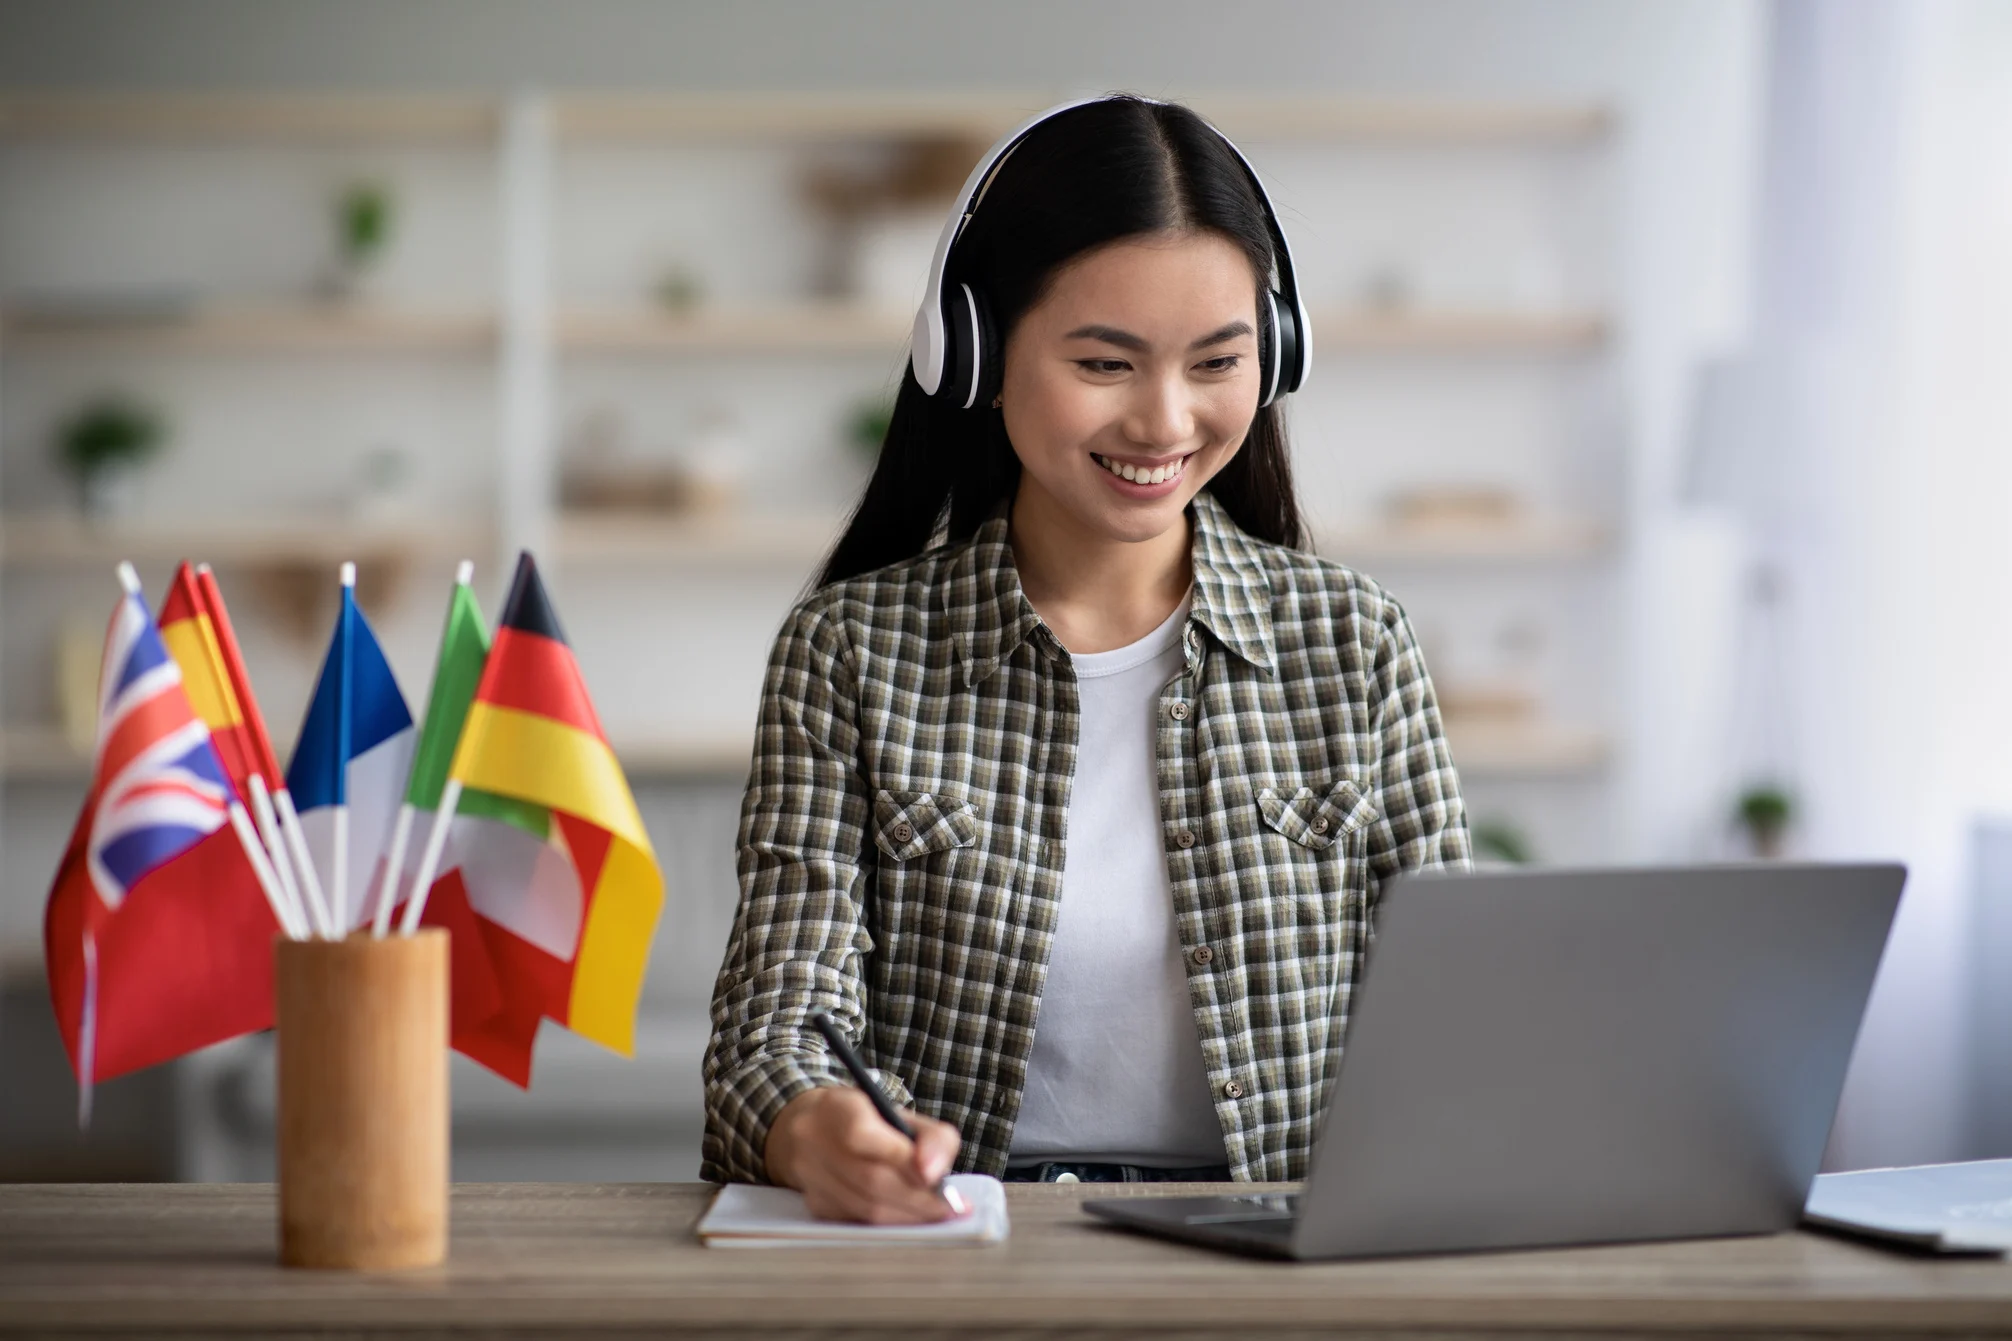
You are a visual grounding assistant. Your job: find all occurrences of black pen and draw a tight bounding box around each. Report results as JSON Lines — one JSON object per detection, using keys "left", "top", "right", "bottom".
{"left": 808, "top": 1011, "right": 966, "bottom": 1215}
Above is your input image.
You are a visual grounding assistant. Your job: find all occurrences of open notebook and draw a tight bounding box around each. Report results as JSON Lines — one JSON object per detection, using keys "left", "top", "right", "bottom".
{"left": 697, "top": 1174, "right": 1009, "bottom": 1247}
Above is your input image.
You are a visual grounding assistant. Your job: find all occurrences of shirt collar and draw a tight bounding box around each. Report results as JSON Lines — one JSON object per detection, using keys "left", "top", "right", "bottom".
{"left": 942, "top": 488, "right": 1278, "bottom": 687}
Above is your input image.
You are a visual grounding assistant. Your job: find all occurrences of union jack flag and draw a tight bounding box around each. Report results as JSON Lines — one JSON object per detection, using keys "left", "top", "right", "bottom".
{"left": 85, "top": 589, "right": 236, "bottom": 910}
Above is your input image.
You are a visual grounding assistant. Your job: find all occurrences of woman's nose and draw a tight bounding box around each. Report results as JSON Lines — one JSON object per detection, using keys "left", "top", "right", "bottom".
{"left": 1123, "top": 373, "right": 1197, "bottom": 449}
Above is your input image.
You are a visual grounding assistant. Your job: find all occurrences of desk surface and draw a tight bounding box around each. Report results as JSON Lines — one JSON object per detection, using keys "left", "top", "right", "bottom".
{"left": 3, "top": 1182, "right": 2011, "bottom": 1338}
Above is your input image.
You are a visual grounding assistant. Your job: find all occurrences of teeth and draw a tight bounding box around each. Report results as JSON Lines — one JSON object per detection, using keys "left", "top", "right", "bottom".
{"left": 1095, "top": 453, "right": 1185, "bottom": 485}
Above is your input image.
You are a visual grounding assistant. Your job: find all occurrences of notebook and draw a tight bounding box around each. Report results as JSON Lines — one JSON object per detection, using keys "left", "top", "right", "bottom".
{"left": 696, "top": 1174, "right": 1009, "bottom": 1248}
{"left": 1803, "top": 1158, "right": 2012, "bottom": 1255}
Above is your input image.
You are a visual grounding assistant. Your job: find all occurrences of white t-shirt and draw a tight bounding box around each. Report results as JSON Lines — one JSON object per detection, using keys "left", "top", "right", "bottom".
{"left": 1008, "top": 594, "right": 1227, "bottom": 1167}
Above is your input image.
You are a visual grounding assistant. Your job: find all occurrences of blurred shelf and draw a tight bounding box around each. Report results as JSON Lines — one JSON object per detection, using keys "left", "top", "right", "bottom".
{"left": 0, "top": 92, "right": 1611, "bottom": 147}
{"left": 0, "top": 303, "right": 499, "bottom": 354}
{"left": 1, "top": 514, "right": 491, "bottom": 567}
{"left": 559, "top": 305, "right": 909, "bottom": 354}
{"left": 1313, "top": 308, "right": 1609, "bottom": 350}
{"left": 553, "top": 92, "right": 1611, "bottom": 144}
{"left": 1444, "top": 720, "right": 1609, "bottom": 778}
{"left": 0, "top": 93, "right": 499, "bottom": 142}
{"left": 1, "top": 726, "right": 87, "bottom": 782}
{"left": 1317, "top": 517, "right": 1610, "bottom": 563}
{"left": 558, "top": 305, "right": 1606, "bottom": 357}
{"left": 552, "top": 509, "right": 845, "bottom": 566}
{"left": 613, "top": 735, "right": 755, "bottom": 780}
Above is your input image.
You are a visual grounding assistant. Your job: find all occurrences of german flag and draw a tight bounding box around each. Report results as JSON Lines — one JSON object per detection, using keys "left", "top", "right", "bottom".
{"left": 447, "top": 552, "right": 663, "bottom": 1057}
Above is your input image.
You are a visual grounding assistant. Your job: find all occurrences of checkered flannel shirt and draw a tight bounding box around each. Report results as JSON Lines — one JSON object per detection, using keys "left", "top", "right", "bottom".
{"left": 702, "top": 489, "right": 1470, "bottom": 1184}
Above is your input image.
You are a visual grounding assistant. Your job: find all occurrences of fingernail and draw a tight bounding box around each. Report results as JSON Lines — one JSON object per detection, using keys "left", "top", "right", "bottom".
{"left": 943, "top": 1185, "right": 968, "bottom": 1216}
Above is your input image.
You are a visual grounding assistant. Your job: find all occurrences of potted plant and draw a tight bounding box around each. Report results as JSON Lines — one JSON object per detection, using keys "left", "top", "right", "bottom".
{"left": 55, "top": 395, "right": 166, "bottom": 519}
{"left": 1736, "top": 784, "right": 1795, "bottom": 859}
{"left": 325, "top": 179, "right": 395, "bottom": 300}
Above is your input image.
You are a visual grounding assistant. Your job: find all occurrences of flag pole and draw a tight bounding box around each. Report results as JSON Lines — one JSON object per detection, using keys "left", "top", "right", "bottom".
{"left": 398, "top": 779, "right": 462, "bottom": 936}
{"left": 331, "top": 562, "right": 356, "bottom": 935}
{"left": 371, "top": 560, "right": 475, "bottom": 938}
{"left": 193, "top": 564, "right": 330, "bottom": 939}
{"left": 228, "top": 797, "right": 308, "bottom": 940}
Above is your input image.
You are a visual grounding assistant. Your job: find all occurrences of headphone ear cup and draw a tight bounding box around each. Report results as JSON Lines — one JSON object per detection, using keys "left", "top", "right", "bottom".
{"left": 1270, "top": 292, "right": 1304, "bottom": 399}
{"left": 966, "top": 285, "right": 1002, "bottom": 411}
{"left": 1256, "top": 289, "right": 1281, "bottom": 408}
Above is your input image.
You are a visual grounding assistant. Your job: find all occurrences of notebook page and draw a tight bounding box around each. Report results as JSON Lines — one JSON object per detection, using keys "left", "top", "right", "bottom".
{"left": 698, "top": 1174, "right": 1008, "bottom": 1246}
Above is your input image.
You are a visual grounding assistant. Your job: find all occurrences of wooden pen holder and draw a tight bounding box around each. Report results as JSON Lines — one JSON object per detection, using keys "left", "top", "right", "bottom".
{"left": 275, "top": 930, "right": 449, "bottom": 1270}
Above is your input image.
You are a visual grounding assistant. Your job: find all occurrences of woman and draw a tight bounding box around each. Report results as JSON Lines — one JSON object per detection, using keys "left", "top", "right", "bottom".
{"left": 702, "top": 96, "right": 1470, "bottom": 1223}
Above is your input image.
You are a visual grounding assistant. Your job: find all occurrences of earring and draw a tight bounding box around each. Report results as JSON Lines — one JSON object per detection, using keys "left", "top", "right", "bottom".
{"left": 990, "top": 394, "right": 1003, "bottom": 409}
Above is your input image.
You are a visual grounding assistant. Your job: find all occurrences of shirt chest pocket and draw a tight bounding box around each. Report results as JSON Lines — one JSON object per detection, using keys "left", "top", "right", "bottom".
{"left": 872, "top": 790, "right": 979, "bottom": 861}
{"left": 1253, "top": 778, "right": 1379, "bottom": 851}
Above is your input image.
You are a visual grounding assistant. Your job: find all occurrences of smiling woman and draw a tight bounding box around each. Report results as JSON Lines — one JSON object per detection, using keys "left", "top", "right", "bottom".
{"left": 703, "top": 96, "right": 1470, "bottom": 1225}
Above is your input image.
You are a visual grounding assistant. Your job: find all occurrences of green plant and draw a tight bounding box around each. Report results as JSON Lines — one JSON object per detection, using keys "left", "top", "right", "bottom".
{"left": 846, "top": 393, "right": 896, "bottom": 459}
{"left": 1737, "top": 784, "right": 1795, "bottom": 855}
{"left": 336, "top": 181, "right": 394, "bottom": 267}
{"left": 56, "top": 396, "right": 165, "bottom": 483}
{"left": 1471, "top": 820, "right": 1533, "bottom": 865}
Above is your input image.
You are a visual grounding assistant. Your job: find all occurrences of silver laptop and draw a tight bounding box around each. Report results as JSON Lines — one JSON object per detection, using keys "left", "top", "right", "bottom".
{"left": 1085, "top": 862, "right": 1905, "bottom": 1259}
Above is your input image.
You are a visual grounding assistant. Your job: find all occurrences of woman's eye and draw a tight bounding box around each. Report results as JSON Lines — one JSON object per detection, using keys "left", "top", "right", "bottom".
{"left": 1076, "top": 358, "right": 1131, "bottom": 375}
{"left": 1197, "top": 355, "right": 1241, "bottom": 374}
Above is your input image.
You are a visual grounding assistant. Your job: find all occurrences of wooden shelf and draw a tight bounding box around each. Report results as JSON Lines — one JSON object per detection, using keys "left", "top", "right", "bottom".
{"left": 554, "top": 92, "right": 1612, "bottom": 145}
{"left": 557, "top": 305, "right": 1606, "bottom": 357}
{"left": 1, "top": 303, "right": 498, "bottom": 354}
{"left": 552, "top": 509, "right": 846, "bottom": 566}
{"left": 1445, "top": 719, "right": 1609, "bottom": 778}
{"left": 0, "top": 93, "right": 499, "bottom": 142}
{"left": 1317, "top": 518, "right": 1610, "bottom": 564}
{"left": 1314, "top": 309, "right": 1608, "bottom": 351}
{"left": 1, "top": 514, "right": 490, "bottom": 567}
{"left": 559, "top": 306, "right": 909, "bottom": 355}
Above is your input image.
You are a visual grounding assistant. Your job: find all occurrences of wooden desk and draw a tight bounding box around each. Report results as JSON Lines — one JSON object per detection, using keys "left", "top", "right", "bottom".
{"left": 3, "top": 1182, "right": 2010, "bottom": 1338}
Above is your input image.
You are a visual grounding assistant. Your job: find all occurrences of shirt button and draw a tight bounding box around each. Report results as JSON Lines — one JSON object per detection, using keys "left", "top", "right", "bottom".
{"left": 1222, "top": 1081, "right": 1244, "bottom": 1100}
{"left": 1310, "top": 816, "right": 1330, "bottom": 835}
{"left": 1189, "top": 944, "right": 1214, "bottom": 967}
{"left": 1168, "top": 701, "right": 1191, "bottom": 721}
{"left": 1174, "top": 829, "right": 1196, "bottom": 849}
{"left": 892, "top": 821, "right": 915, "bottom": 844}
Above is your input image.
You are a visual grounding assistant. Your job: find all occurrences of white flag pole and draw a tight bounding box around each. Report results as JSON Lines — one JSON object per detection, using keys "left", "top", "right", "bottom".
{"left": 398, "top": 778, "right": 462, "bottom": 936}
{"left": 274, "top": 786, "right": 334, "bottom": 939}
{"left": 370, "top": 803, "right": 416, "bottom": 938}
{"left": 246, "top": 775, "right": 309, "bottom": 937}
{"left": 329, "top": 561, "right": 357, "bottom": 935}
{"left": 228, "top": 800, "right": 306, "bottom": 939}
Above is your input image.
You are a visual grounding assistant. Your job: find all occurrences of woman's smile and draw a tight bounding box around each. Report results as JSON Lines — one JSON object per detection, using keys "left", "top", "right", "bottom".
{"left": 1092, "top": 450, "right": 1193, "bottom": 494}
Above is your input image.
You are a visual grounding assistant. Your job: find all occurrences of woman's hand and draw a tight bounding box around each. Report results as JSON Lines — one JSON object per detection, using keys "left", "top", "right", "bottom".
{"left": 764, "top": 1084, "right": 963, "bottom": 1224}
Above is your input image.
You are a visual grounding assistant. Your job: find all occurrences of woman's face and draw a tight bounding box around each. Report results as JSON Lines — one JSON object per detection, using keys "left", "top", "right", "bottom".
{"left": 999, "top": 229, "right": 1262, "bottom": 546}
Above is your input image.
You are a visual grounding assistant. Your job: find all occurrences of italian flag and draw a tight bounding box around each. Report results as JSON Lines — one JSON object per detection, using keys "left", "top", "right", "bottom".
{"left": 387, "top": 556, "right": 663, "bottom": 1086}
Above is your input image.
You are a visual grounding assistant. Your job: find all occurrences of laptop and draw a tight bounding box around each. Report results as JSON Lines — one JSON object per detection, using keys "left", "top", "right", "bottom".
{"left": 1085, "top": 862, "right": 1906, "bottom": 1260}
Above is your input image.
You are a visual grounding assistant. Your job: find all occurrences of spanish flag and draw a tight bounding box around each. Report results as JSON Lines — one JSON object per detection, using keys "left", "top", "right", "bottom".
{"left": 447, "top": 553, "right": 663, "bottom": 1058}
{"left": 158, "top": 563, "right": 270, "bottom": 792}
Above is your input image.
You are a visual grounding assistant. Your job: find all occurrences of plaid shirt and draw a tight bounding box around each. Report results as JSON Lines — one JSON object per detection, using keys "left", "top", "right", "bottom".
{"left": 702, "top": 490, "right": 1470, "bottom": 1184}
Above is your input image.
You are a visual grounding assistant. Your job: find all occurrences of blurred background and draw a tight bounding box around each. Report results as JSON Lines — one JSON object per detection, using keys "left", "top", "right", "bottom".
{"left": 2, "top": 0, "right": 2008, "bottom": 1183}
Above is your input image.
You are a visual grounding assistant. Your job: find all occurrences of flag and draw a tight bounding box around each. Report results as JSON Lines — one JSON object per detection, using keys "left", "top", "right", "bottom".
{"left": 376, "top": 571, "right": 525, "bottom": 1079}
{"left": 443, "top": 552, "right": 663, "bottom": 1069}
{"left": 158, "top": 563, "right": 260, "bottom": 792}
{"left": 285, "top": 578, "right": 414, "bottom": 933}
{"left": 45, "top": 580, "right": 279, "bottom": 1089}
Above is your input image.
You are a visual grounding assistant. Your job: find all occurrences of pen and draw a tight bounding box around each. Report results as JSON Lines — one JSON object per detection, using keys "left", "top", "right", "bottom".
{"left": 808, "top": 1011, "right": 966, "bottom": 1215}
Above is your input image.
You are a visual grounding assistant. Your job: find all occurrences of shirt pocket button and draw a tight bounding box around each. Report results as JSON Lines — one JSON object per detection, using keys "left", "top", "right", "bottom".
{"left": 892, "top": 821, "right": 915, "bottom": 844}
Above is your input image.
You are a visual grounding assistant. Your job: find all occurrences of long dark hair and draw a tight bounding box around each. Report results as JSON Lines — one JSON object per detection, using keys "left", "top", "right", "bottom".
{"left": 817, "top": 95, "right": 1306, "bottom": 587}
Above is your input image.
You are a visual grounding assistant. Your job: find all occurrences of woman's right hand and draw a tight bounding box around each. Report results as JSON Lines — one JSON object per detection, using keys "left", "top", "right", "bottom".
{"left": 763, "top": 1084, "right": 963, "bottom": 1224}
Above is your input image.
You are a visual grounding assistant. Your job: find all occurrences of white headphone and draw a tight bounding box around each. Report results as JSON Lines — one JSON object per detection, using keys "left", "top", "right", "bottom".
{"left": 910, "top": 96, "right": 1313, "bottom": 411}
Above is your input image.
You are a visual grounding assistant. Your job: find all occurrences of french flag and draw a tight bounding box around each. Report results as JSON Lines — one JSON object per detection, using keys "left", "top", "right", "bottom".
{"left": 286, "top": 569, "right": 414, "bottom": 934}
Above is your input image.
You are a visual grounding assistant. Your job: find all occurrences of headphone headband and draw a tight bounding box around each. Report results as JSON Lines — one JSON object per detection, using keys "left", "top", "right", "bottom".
{"left": 910, "top": 96, "right": 1312, "bottom": 408}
